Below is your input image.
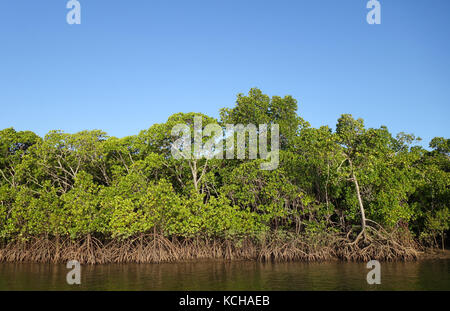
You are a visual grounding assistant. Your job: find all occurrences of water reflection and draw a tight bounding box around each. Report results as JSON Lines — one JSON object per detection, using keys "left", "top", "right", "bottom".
{"left": 0, "top": 259, "right": 448, "bottom": 290}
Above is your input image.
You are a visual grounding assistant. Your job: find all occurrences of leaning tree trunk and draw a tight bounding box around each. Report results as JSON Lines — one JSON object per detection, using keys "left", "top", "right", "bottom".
{"left": 349, "top": 159, "right": 367, "bottom": 238}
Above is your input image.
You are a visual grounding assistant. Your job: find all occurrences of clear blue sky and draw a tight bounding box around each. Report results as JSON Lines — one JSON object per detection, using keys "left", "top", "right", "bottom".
{"left": 1, "top": 0, "right": 449, "bottom": 147}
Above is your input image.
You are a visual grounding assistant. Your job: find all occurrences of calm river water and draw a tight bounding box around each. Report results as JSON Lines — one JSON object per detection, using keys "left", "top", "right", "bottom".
{"left": 0, "top": 259, "right": 449, "bottom": 290}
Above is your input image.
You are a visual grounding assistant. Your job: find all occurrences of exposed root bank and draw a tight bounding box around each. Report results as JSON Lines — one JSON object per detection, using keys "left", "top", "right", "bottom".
{"left": 0, "top": 230, "right": 424, "bottom": 264}
{"left": 334, "top": 226, "right": 420, "bottom": 261}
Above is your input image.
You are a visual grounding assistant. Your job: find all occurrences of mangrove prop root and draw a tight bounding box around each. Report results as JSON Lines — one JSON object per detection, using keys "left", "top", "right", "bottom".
{"left": 0, "top": 230, "right": 421, "bottom": 264}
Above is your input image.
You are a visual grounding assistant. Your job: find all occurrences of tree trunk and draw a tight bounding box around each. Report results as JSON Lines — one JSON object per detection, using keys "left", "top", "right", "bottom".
{"left": 189, "top": 159, "right": 199, "bottom": 192}
{"left": 350, "top": 159, "right": 366, "bottom": 237}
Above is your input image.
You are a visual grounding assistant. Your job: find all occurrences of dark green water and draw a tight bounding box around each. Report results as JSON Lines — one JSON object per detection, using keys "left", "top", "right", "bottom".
{"left": 0, "top": 259, "right": 449, "bottom": 291}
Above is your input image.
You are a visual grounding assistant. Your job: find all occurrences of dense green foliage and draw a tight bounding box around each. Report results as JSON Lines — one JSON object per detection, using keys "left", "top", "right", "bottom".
{"left": 0, "top": 89, "right": 448, "bottom": 249}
